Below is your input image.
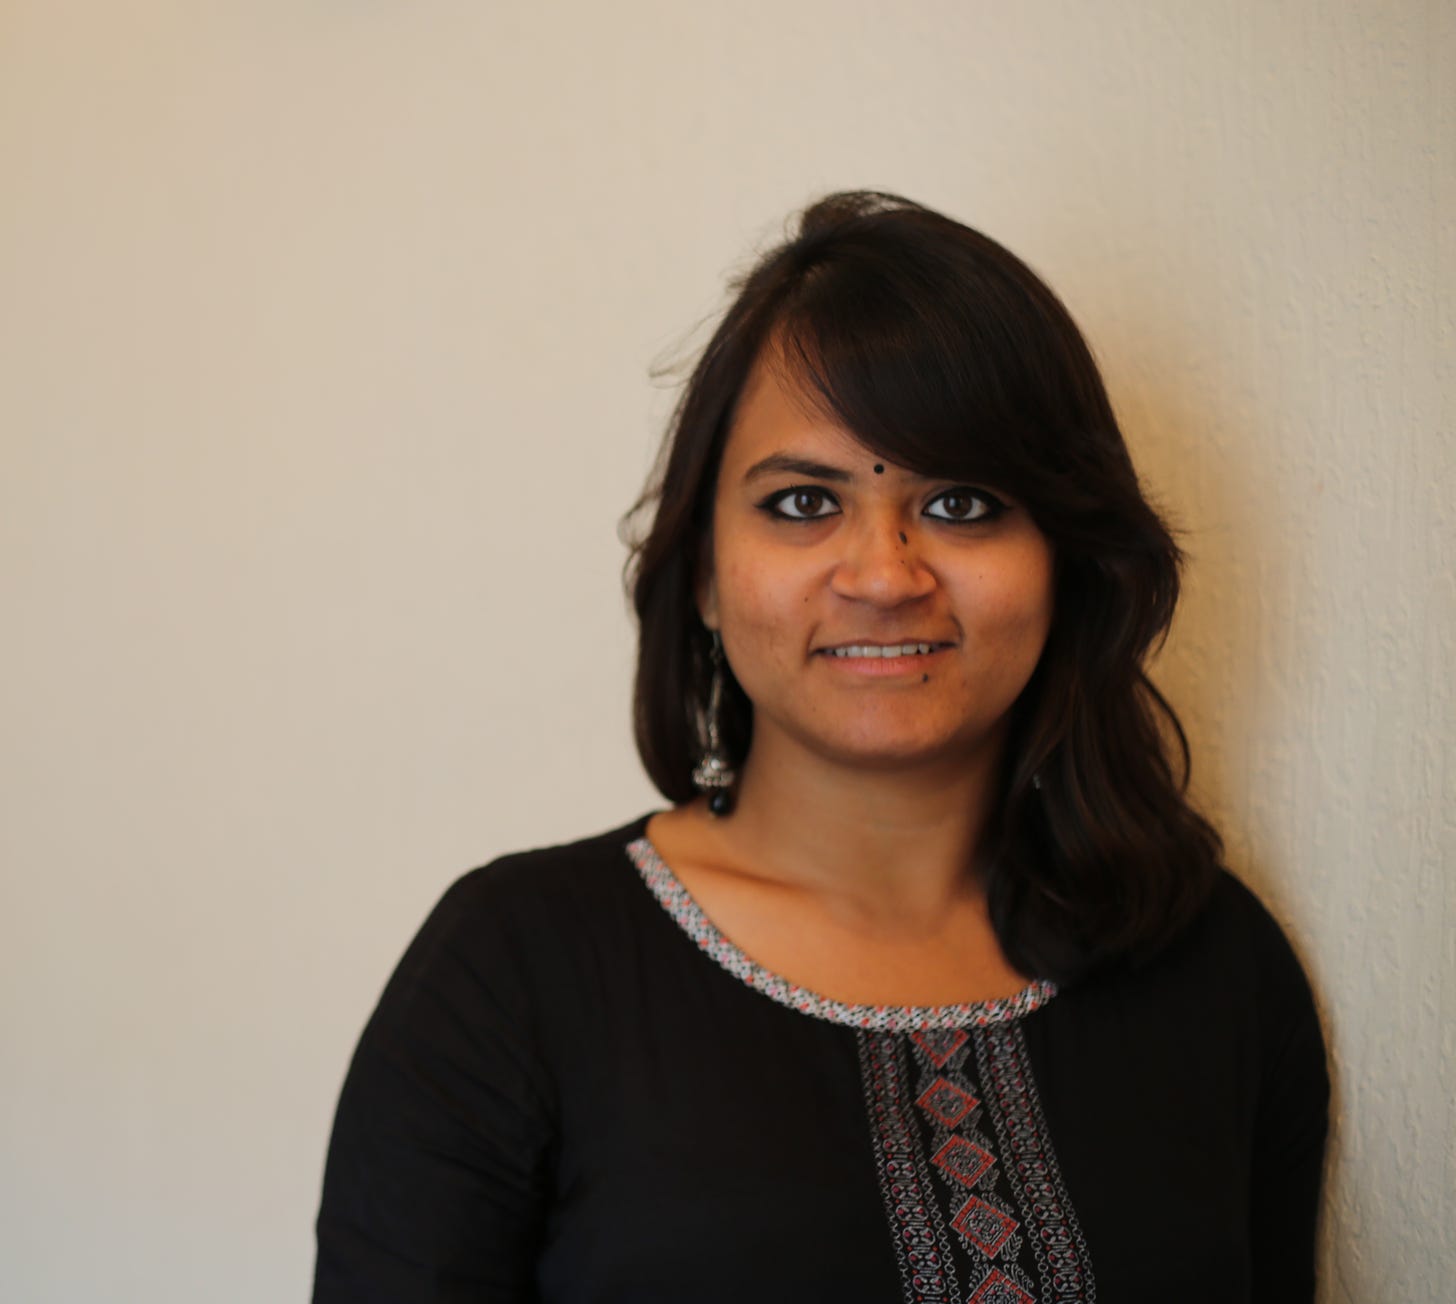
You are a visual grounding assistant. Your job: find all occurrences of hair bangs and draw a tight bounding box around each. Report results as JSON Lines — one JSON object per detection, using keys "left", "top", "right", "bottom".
{"left": 768, "top": 244, "right": 1070, "bottom": 509}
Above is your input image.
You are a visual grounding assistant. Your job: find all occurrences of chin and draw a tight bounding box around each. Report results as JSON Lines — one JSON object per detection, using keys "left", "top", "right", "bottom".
{"left": 798, "top": 725, "right": 989, "bottom": 773}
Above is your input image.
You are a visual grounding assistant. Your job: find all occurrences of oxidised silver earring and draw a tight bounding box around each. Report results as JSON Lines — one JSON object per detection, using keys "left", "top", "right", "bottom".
{"left": 692, "top": 632, "right": 737, "bottom": 816}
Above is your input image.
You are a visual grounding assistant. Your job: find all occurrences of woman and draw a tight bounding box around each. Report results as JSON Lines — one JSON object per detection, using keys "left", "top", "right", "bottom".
{"left": 314, "top": 192, "right": 1328, "bottom": 1303}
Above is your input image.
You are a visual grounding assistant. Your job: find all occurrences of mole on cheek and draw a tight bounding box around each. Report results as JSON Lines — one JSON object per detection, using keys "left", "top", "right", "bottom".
{"left": 898, "top": 531, "right": 907, "bottom": 544}
{"left": 922, "top": 673, "right": 929, "bottom": 683}
{"left": 873, "top": 464, "right": 884, "bottom": 475}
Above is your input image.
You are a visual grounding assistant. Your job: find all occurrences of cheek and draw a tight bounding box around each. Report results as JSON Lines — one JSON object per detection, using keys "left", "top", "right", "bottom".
{"left": 962, "top": 550, "right": 1056, "bottom": 656}
{"left": 714, "top": 554, "right": 801, "bottom": 658}
{"left": 713, "top": 560, "right": 830, "bottom": 715}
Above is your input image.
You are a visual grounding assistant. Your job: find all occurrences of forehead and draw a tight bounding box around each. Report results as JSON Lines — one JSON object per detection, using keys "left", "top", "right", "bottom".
{"left": 719, "top": 347, "right": 874, "bottom": 477}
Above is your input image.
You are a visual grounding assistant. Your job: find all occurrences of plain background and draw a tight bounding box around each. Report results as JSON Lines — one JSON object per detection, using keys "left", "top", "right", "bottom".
{"left": 2, "top": 2, "right": 1451, "bottom": 1300}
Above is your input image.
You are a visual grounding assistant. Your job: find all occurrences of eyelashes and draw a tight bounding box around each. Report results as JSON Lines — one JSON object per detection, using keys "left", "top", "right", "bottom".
{"left": 759, "top": 486, "right": 840, "bottom": 520}
{"left": 922, "top": 488, "right": 1007, "bottom": 523}
{"left": 756, "top": 485, "right": 1008, "bottom": 524}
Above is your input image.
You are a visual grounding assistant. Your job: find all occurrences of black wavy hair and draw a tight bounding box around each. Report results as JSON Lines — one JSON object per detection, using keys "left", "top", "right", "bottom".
{"left": 622, "top": 191, "right": 1221, "bottom": 983}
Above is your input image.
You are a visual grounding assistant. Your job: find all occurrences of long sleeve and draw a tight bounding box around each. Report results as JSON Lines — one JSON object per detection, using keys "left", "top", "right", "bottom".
{"left": 1246, "top": 896, "right": 1330, "bottom": 1302}
{"left": 313, "top": 869, "right": 557, "bottom": 1303}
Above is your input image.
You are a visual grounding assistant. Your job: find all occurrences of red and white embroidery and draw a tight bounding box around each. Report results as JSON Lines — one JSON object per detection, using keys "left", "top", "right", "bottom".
{"left": 860, "top": 1031, "right": 963, "bottom": 1301}
{"left": 623, "top": 834, "right": 1095, "bottom": 1303}
{"left": 864, "top": 1026, "right": 1097, "bottom": 1304}
{"left": 974, "top": 1026, "right": 1097, "bottom": 1303}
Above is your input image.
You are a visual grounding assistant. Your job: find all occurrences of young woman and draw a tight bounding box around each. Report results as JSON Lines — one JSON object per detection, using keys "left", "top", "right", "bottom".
{"left": 314, "top": 192, "right": 1329, "bottom": 1303}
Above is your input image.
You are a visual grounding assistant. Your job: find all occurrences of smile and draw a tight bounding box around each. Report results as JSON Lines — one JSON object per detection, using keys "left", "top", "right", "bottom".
{"left": 819, "top": 642, "right": 946, "bottom": 658}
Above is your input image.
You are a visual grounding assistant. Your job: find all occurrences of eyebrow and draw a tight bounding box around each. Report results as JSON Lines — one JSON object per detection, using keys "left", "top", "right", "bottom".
{"left": 742, "top": 453, "right": 854, "bottom": 484}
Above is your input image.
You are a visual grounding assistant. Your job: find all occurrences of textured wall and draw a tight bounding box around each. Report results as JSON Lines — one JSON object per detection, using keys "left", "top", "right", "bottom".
{"left": 2, "top": 2, "right": 1450, "bottom": 1300}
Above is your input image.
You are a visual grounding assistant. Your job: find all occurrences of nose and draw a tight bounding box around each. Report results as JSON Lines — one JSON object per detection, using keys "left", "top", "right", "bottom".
{"left": 828, "top": 514, "right": 937, "bottom": 607}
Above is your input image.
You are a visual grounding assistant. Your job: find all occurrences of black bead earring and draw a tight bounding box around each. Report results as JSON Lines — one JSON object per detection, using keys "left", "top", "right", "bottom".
{"left": 692, "top": 631, "right": 737, "bottom": 816}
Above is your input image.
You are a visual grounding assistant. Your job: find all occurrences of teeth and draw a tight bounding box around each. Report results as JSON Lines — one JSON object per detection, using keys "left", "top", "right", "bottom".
{"left": 829, "top": 643, "right": 935, "bottom": 658}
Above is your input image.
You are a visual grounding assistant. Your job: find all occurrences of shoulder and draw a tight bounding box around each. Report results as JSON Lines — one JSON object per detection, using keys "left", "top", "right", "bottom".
{"left": 427, "top": 813, "right": 654, "bottom": 938}
{"left": 1064, "top": 868, "right": 1322, "bottom": 1046}
{"left": 1181, "top": 869, "right": 1317, "bottom": 999}
{"left": 371, "top": 814, "right": 656, "bottom": 1025}
{"left": 1124, "top": 868, "right": 1318, "bottom": 1009}
{"left": 1125, "top": 868, "right": 1326, "bottom": 1074}
{"left": 1203, "top": 870, "right": 1325, "bottom": 1062}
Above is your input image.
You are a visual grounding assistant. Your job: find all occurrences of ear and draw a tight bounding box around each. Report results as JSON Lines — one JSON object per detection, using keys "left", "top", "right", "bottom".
{"left": 694, "top": 525, "right": 721, "bottom": 630}
{"left": 696, "top": 561, "right": 719, "bottom": 632}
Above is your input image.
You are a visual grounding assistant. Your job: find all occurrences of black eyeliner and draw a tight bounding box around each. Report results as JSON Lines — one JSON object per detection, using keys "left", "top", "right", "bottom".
{"left": 754, "top": 485, "right": 842, "bottom": 520}
{"left": 922, "top": 486, "right": 1008, "bottom": 523}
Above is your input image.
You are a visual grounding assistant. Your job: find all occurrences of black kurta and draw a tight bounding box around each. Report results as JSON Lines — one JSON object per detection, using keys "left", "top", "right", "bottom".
{"left": 314, "top": 815, "right": 1328, "bottom": 1303}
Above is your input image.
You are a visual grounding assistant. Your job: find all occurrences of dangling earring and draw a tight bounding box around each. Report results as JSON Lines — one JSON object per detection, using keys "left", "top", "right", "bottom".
{"left": 692, "top": 631, "right": 737, "bottom": 816}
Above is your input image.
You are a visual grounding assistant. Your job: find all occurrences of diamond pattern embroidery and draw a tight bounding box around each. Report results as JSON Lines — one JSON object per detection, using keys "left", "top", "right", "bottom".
{"left": 952, "top": 1194, "right": 1019, "bottom": 1257}
{"left": 857, "top": 1023, "right": 1095, "bottom": 1303}
{"left": 967, "top": 1267, "right": 1036, "bottom": 1304}
{"left": 912, "top": 1027, "right": 970, "bottom": 1067}
{"left": 917, "top": 1077, "right": 979, "bottom": 1128}
{"left": 931, "top": 1136, "right": 996, "bottom": 1188}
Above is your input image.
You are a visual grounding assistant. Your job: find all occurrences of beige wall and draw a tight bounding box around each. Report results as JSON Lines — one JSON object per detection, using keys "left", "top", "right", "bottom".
{"left": 2, "top": 2, "right": 1450, "bottom": 1299}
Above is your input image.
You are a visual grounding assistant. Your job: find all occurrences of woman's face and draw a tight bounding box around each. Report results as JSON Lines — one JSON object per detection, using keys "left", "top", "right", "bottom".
{"left": 699, "top": 348, "right": 1055, "bottom": 777}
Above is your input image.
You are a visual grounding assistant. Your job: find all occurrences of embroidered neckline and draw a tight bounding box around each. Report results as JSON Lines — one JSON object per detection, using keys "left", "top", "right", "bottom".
{"left": 624, "top": 835, "right": 1057, "bottom": 1032}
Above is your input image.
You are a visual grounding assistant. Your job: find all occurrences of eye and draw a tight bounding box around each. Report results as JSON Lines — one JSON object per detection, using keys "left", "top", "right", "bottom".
{"left": 923, "top": 487, "right": 1006, "bottom": 524}
{"left": 759, "top": 486, "right": 842, "bottom": 520}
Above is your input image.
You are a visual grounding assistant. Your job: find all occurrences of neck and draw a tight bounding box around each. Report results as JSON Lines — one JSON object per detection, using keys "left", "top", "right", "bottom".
{"left": 720, "top": 729, "right": 1004, "bottom": 923}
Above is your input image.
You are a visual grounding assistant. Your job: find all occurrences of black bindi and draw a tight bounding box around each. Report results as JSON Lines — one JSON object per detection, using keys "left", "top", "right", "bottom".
{"left": 873, "top": 463, "right": 884, "bottom": 474}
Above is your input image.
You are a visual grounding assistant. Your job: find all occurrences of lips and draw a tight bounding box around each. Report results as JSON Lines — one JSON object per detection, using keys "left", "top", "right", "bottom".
{"left": 816, "top": 641, "right": 954, "bottom": 658}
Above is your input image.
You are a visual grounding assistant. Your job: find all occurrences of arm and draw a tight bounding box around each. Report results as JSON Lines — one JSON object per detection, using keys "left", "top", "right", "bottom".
{"left": 1246, "top": 898, "right": 1330, "bottom": 1301}
{"left": 313, "top": 871, "right": 556, "bottom": 1303}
